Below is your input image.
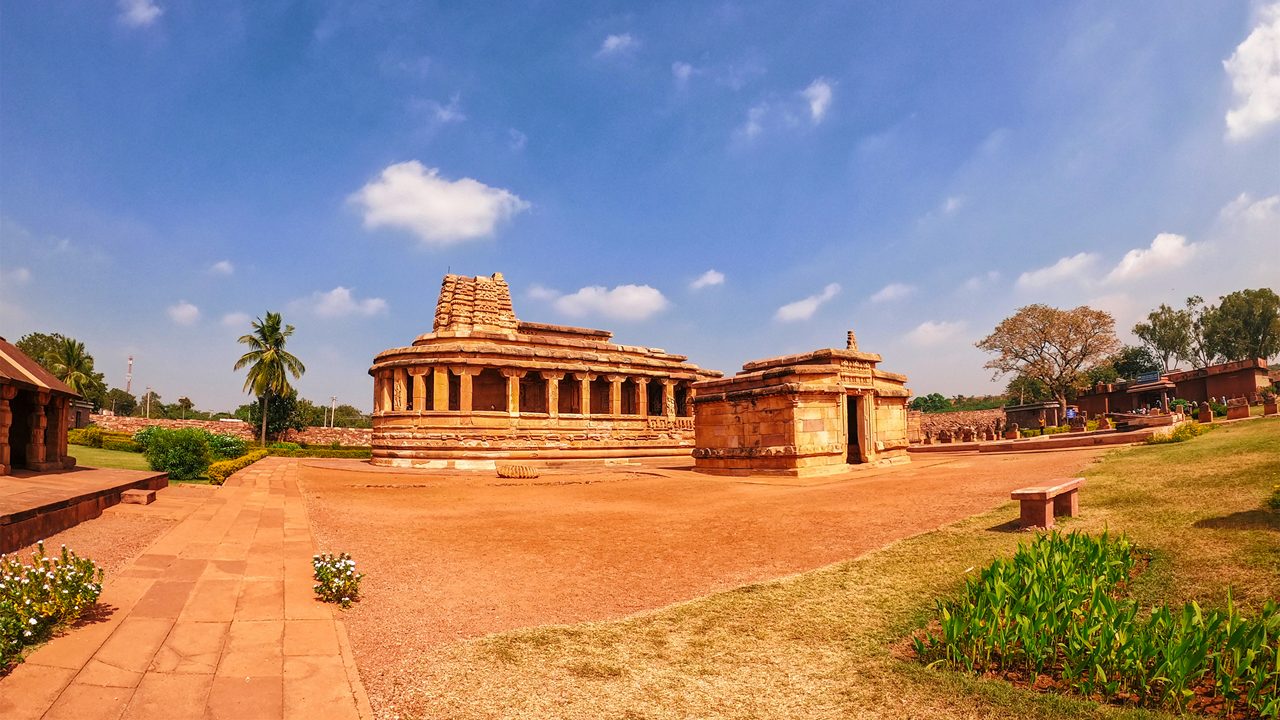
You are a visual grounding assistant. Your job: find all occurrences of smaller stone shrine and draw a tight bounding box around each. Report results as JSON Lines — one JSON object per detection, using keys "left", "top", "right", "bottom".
{"left": 0, "top": 337, "right": 79, "bottom": 475}
{"left": 691, "top": 330, "right": 911, "bottom": 477}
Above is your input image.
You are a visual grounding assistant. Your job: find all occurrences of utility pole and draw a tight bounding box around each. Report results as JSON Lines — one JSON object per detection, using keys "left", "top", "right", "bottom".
{"left": 145, "top": 385, "right": 152, "bottom": 419}
{"left": 330, "top": 396, "right": 337, "bottom": 428}
{"left": 125, "top": 356, "right": 134, "bottom": 394}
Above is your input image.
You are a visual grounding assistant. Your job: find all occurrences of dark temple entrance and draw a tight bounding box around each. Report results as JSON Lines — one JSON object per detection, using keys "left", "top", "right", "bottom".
{"left": 846, "top": 393, "right": 862, "bottom": 464}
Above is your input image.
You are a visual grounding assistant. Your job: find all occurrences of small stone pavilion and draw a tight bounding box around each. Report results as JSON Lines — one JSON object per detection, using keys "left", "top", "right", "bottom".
{"left": 691, "top": 331, "right": 911, "bottom": 477}
{"left": 369, "top": 273, "right": 721, "bottom": 467}
{"left": 0, "top": 337, "right": 78, "bottom": 475}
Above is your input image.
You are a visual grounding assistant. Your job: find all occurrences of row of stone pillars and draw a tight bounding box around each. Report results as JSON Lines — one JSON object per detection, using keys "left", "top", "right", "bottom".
{"left": 373, "top": 367, "right": 689, "bottom": 419}
{"left": 0, "top": 386, "right": 70, "bottom": 475}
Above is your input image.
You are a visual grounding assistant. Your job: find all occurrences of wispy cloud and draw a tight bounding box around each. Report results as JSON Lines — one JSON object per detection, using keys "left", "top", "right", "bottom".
{"left": 554, "top": 284, "right": 669, "bottom": 321}
{"left": 596, "top": 33, "right": 639, "bottom": 58}
{"left": 672, "top": 61, "right": 697, "bottom": 87}
{"left": 905, "top": 320, "right": 966, "bottom": 347}
{"left": 1016, "top": 252, "right": 1099, "bottom": 289}
{"left": 221, "top": 312, "right": 251, "bottom": 329}
{"left": 118, "top": 0, "right": 162, "bottom": 28}
{"left": 209, "top": 260, "right": 234, "bottom": 275}
{"left": 1224, "top": 3, "right": 1280, "bottom": 141}
{"left": 961, "top": 270, "right": 1000, "bottom": 292}
{"left": 869, "top": 282, "right": 914, "bottom": 303}
{"left": 167, "top": 301, "right": 199, "bottom": 325}
{"left": 508, "top": 128, "right": 527, "bottom": 151}
{"left": 349, "top": 161, "right": 529, "bottom": 246}
{"left": 801, "top": 78, "right": 834, "bottom": 123}
{"left": 294, "top": 287, "right": 388, "bottom": 319}
{"left": 775, "top": 283, "right": 840, "bottom": 322}
{"left": 689, "top": 269, "right": 725, "bottom": 290}
{"left": 1, "top": 266, "right": 31, "bottom": 285}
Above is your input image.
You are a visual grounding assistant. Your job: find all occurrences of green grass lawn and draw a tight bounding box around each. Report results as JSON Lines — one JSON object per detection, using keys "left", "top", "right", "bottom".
{"left": 418, "top": 418, "right": 1280, "bottom": 719}
{"left": 69, "top": 445, "right": 152, "bottom": 472}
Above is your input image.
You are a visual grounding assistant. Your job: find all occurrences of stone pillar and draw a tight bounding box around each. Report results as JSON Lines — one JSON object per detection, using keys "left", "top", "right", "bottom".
{"left": 501, "top": 369, "right": 526, "bottom": 416}
{"left": 378, "top": 372, "right": 392, "bottom": 414}
{"left": 392, "top": 368, "right": 408, "bottom": 411}
{"left": 26, "top": 391, "right": 49, "bottom": 470}
{"left": 578, "top": 373, "right": 595, "bottom": 417}
{"left": 432, "top": 368, "right": 449, "bottom": 412}
{"left": 543, "top": 372, "right": 564, "bottom": 419}
{"left": 49, "top": 397, "right": 68, "bottom": 464}
{"left": 454, "top": 367, "right": 482, "bottom": 413}
{"left": 409, "top": 368, "right": 428, "bottom": 412}
{"left": 636, "top": 378, "right": 649, "bottom": 418}
{"left": 0, "top": 385, "right": 15, "bottom": 475}
{"left": 662, "top": 379, "right": 676, "bottom": 419}
{"left": 607, "top": 375, "right": 624, "bottom": 416}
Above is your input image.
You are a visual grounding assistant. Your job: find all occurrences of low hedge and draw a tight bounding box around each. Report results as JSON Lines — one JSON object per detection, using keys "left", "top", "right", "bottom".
{"left": 67, "top": 426, "right": 103, "bottom": 447}
{"left": 266, "top": 447, "right": 372, "bottom": 459}
{"left": 102, "top": 438, "right": 142, "bottom": 453}
{"left": 207, "top": 449, "right": 269, "bottom": 485}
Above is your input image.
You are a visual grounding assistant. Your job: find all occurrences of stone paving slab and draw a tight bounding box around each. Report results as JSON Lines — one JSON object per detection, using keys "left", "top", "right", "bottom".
{"left": 0, "top": 457, "right": 370, "bottom": 719}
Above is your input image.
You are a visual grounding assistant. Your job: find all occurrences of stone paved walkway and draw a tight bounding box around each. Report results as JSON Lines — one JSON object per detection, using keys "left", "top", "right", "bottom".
{"left": 0, "top": 458, "right": 371, "bottom": 720}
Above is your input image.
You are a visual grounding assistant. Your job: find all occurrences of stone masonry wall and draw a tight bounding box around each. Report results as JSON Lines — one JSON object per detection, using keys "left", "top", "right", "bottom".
{"left": 90, "top": 415, "right": 372, "bottom": 446}
{"left": 916, "top": 409, "right": 1006, "bottom": 439}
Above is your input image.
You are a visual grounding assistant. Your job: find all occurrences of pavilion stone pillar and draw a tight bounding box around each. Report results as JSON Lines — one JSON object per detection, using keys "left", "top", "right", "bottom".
{"left": 607, "top": 374, "right": 625, "bottom": 416}
{"left": 454, "top": 367, "right": 482, "bottom": 413}
{"left": 577, "top": 373, "right": 595, "bottom": 417}
{"left": 432, "top": 368, "right": 449, "bottom": 412}
{"left": 26, "top": 391, "right": 50, "bottom": 469}
{"left": 377, "top": 371, "right": 392, "bottom": 414}
{"left": 409, "top": 368, "right": 428, "bottom": 412}
{"left": 501, "top": 369, "right": 526, "bottom": 417}
{"left": 543, "top": 372, "right": 564, "bottom": 419}
{"left": 636, "top": 378, "right": 649, "bottom": 418}
{"left": 392, "top": 368, "right": 408, "bottom": 411}
{"left": 662, "top": 379, "right": 676, "bottom": 419}
{"left": 0, "top": 385, "right": 15, "bottom": 475}
{"left": 49, "top": 396, "right": 68, "bottom": 464}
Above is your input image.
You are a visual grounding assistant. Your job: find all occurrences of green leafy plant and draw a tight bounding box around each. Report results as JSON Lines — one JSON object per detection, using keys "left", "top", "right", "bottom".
{"left": 1147, "top": 422, "right": 1214, "bottom": 445}
{"left": 203, "top": 432, "right": 248, "bottom": 460}
{"left": 913, "top": 531, "right": 1280, "bottom": 716}
{"left": 1267, "top": 487, "right": 1280, "bottom": 512}
{"left": 269, "top": 441, "right": 301, "bottom": 451}
{"left": 101, "top": 438, "right": 141, "bottom": 453}
{"left": 143, "top": 428, "right": 212, "bottom": 480}
{"left": 66, "top": 426, "right": 104, "bottom": 448}
{"left": 1, "top": 542, "right": 104, "bottom": 671}
{"left": 132, "top": 425, "right": 161, "bottom": 451}
{"left": 312, "top": 553, "right": 363, "bottom": 609}
{"left": 206, "top": 449, "right": 269, "bottom": 485}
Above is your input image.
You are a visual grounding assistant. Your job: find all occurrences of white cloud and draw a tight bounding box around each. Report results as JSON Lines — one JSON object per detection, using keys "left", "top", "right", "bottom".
{"left": 736, "top": 103, "right": 768, "bottom": 140}
{"left": 689, "top": 269, "right": 725, "bottom": 290}
{"left": 414, "top": 94, "right": 466, "bottom": 124}
{"left": 961, "top": 270, "right": 1001, "bottom": 292}
{"left": 167, "top": 301, "right": 199, "bottom": 325}
{"left": 774, "top": 283, "right": 840, "bottom": 322}
{"left": 221, "top": 312, "right": 251, "bottom": 329}
{"left": 942, "top": 196, "right": 965, "bottom": 214}
{"left": 527, "top": 284, "right": 560, "bottom": 301}
{"left": 672, "top": 61, "right": 696, "bottom": 86}
{"left": 801, "top": 78, "right": 834, "bottom": 123}
{"left": 118, "top": 0, "right": 162, "bottom": 27}
{"left": 508, "top": 128, "right": 527, "bottom": 151}
{"left": 554, "top": 285, "right": 669, "bottom": 321}
{"left": 870, "top": 282, "right": 914, "bottom": 303}
{"left": 209, "top": 260, "right": 234, "bottom": 275}
{"left": 597, "top": 33, "right": 639, "bottom": 58}
{"left": 1105, "top": 233, "right": 1200, "bottom": 283}
{"left": 1220, "top": 191, "right": 1280, "bottom": 223}
{"left": 348, "top": 161, "right": 530, "bottom": 246}
{"left": 2, "top": 266, "right": 31, "bottom": 285}
{"left": 1224, "top": 4, "right": 1280, "bottom": 141}
{"left": 905, "top": 320, "right": 966, "bottom": 347}
{"left": 1016, "top": 252, "right": 1099, "bottom": 289}
{"left": 297, "top": 287, "right": 389, "bottom": 319}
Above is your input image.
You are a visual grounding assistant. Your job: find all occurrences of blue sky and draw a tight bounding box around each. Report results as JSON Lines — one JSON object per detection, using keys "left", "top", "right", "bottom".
{"left": 3, "top": 1, "right": 1278, "bottom": 413}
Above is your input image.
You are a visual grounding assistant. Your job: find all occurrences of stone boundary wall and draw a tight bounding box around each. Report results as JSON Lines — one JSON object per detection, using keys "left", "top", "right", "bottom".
{"left": 89, "top": 415, "right": 372, "bottom": 446}
{"left": 917, "top": 409, "right": 1006, "bottom": 438}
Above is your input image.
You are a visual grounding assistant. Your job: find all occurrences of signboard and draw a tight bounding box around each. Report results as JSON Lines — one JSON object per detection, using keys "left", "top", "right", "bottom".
{"left": 1066, "top": 408, "right": 1077, "bottom": 419}
{"left": 1135, "top": 371, "right": 1162, "bottom": 383}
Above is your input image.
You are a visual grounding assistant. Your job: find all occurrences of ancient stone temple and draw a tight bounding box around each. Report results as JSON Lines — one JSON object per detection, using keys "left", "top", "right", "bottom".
{"left": 691, "top": 331, "right": 911, "bottom": 476}
{"left": 369, "top": 273, "right": 721, "bottom": 467}
{"left": 0, "top": 337, "right": 79, "bottom": 475}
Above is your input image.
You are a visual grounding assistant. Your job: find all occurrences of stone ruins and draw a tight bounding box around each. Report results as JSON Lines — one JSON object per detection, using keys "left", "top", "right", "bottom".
{"left": 691, "top": 330, "right": 911, "bottom": 476}
{"left": 369, "top": 273, "right": 721, "bottom": 467}
{"left": 0, "top": 336, "right": 78, "bottom": 475}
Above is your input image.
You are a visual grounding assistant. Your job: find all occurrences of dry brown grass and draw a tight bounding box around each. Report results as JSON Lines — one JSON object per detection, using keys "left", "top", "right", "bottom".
{"left": 396, "top": 418, "right": 1278, "bottom": 719}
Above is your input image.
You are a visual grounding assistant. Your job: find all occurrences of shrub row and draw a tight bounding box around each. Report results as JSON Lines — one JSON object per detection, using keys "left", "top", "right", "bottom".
{"left": 265, "top": 448, "right": 372, "bottom": 459}
{"left": 206, "top": 449, "right": 269, "bottom": 485}
{"left": 67, "top": 426, "right": 132, "bottom": 448}
{"left": 1147, "top": 422, "right": 1214, "bottom": 445}
{"left": 133, "top": 427, "right": 250, "bottom": 481}
{"left": 101, "top": 438, "right": 141, "bottom": 453}
{"left": 1, "top": 542, "right": 104, "bottom": 671}
{"left": 914, "top": 531, "right": 1279, "bottom": 716}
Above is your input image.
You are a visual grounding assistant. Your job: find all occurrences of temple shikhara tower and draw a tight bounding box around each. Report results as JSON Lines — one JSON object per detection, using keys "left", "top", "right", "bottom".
{"left": 369, "top": 273, "right": 721, "bottom": 467}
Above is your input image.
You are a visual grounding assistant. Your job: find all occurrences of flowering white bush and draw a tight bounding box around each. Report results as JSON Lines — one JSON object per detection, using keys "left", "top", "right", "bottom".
{"left": 1, "top": 541, "right": 103, "bottom": 670}
{"left": 312, "top": 553, "right": 363, "bottom": 609}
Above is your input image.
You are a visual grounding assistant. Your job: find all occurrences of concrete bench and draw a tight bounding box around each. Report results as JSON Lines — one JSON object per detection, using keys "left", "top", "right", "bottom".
{"left": 1011, "top": 478, "right": 1082, "bottom": 529}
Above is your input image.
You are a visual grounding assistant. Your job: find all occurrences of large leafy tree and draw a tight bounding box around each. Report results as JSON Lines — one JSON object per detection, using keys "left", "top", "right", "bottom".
{"left": 245, "top": 389, "right": 306, "bottom": 439}
{"left": 233, "top": 312, "right": 306, "bottom": 444}
{"left": 976, "top": 304, "right": 1122, "bottom": 416}
{"left": 908, "top": 393, "right": 953, "bottom": 413}
{"left": 1182, "top": 296, "right": 1223, "bottom": 369}
{"left": 102, "top": 388, "right": 137, "bottom": 416}
{"left": 1133, "top": 304, "right": 1191, "bottom": 372}
{"left": 1006, "top": 374, "right": 1053, "bottom": 404}
{"left": 331, "top": 403, "right": 371, "bottom": 428}
{"left": 1110, "top": 345, "right": 1162, "bottom": 380}
{"left": 1203, "top": 288, "right": 1280, "bottom": 362}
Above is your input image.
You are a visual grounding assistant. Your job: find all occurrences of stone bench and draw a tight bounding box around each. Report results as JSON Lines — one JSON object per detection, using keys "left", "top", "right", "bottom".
{"left": 1010, "top": 478, "right": 1082, "bottom": 529}
{"left": 121, "top": 489, "right": 157, "bottom": 505}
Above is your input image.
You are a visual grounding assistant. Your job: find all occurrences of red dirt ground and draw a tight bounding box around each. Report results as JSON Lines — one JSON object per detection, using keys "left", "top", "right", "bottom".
{"left": 296, "top": 449, "right": 1108, "bottom": 717}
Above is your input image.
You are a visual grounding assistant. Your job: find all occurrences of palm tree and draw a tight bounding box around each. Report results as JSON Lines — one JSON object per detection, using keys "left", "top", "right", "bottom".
{"left": 45, "top": 337, "right": 105, "bottom": 398}
{"left": 233, "top": 312, "right": 305, "bottom": 444}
